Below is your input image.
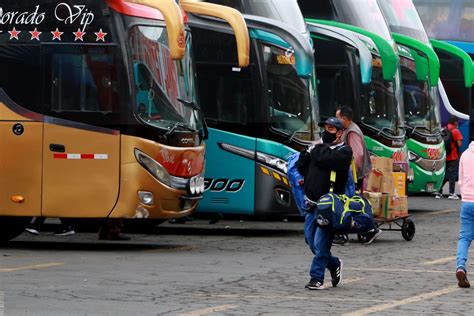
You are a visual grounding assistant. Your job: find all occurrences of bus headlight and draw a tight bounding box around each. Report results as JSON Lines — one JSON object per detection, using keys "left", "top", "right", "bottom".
{"left": 188, "top": 175, "right": 204, "bottom": 195}
{"left": 256, "top": 152, "right": 288, "bottom": 174}
{"left": 134, "top": 149, "right": 172, "bottom": 186}
{"left": 189, "top": 177, "right": 197, "bottom": 195}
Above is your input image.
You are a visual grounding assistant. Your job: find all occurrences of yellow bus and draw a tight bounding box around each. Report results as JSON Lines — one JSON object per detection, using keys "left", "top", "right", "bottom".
{"left": 0, "top": 0, "right": 249, "bottom": 241}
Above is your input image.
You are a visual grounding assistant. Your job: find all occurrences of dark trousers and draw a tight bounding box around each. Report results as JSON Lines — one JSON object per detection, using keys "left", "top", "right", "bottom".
{"left": 441, "top": 160, "right": 459, "bottom": 195}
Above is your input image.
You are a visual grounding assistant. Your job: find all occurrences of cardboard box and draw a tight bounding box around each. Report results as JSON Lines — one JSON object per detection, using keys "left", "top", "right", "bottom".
{"left": 392, "top": 172, "right": 406, "bottom": 196}
{"left": 363, "top": 191, "right": 383, "bottom": 217}
{"left": 387, "top": 195, "right": 408, "bottom": 219}
{"left": 366, "top": 169, "right": 383, "bottom": 192}
{"left": 371, "top": 157, "right": 394, "bottom": 174}
{"left": 381, "top": 175, "right": 394, "bottom": 194}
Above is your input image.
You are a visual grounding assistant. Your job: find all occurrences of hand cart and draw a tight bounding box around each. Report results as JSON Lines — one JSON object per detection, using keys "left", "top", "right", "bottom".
{"left": 357, "top": 214, "right": 415, "bottom": 242}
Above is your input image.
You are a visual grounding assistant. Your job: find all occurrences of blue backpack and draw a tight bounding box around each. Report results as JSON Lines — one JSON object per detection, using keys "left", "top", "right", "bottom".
{"left": 315, "top": 192, "right": 375, "bottom": 234}
{"left": 315, "top": 167, "right": 375, "bottom": 234}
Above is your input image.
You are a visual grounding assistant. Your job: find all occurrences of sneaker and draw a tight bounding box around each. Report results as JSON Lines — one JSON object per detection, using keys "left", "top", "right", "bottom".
{"left": 53, "top": 227, "right": 75, "bottom": 236}
{"left": 25, "top": 228, "right": 40, "bottom": 235}
{"left": 448, "top": 194, "right": 460, "bottom": 200}
{"left": 305, "top": 279, "right": 326, "bottom": 290}
{"left": 330, "top": 259, "right": 343, "bottom": 287}
{"left": 332, "top": 234, "right": 348, "bottom": 246}
{"left": 434, "top": 193, "right": 443, "bottom": 199}
{"left": 364, "top": 228, "right": 382, "bottom": 245}
{"left": 456, "top": 268, "right": 470, "bottom": 288}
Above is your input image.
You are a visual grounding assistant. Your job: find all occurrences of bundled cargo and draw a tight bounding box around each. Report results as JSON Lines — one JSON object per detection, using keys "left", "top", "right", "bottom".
{"left": 357, "top": 157, "right": 414, "bottom": 242}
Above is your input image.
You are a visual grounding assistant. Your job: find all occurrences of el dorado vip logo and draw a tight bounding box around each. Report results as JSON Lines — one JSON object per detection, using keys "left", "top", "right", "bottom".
{"left": 0, "top": 3, "right": 107, "bottom": 42}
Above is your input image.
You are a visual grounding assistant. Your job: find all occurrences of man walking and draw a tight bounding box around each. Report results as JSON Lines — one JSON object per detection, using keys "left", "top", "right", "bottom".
{"left": 455, "top": 140, "right": 474, "bottom": 288}
{"left": 297, "top": 117, "right": 353, "bottom": 290}
{"left": 336, "top": 106, "right": 372, "bottom": 188}
{"left": 335, "top": 106, "right": 381, "bottom": 245}
{"left": 436, "top": 116, "right": 463, "bottom": 199}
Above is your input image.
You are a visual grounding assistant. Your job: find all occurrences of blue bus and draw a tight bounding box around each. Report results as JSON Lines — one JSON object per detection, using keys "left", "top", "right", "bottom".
{"left": 413, "top": 0, "right": 474, "bottom": 148}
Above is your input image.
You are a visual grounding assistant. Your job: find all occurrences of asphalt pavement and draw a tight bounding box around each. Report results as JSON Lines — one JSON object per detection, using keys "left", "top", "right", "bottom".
{"left": 0, "top": 195, "right": 471, "bottom": 315}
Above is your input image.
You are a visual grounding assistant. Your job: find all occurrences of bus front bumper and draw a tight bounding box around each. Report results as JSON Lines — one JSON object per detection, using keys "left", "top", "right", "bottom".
{"left": 408, "top": 160, "right": 445, "bottom": 194}
{"left": 108, "top": 162, "right": 202, "bottom": 219}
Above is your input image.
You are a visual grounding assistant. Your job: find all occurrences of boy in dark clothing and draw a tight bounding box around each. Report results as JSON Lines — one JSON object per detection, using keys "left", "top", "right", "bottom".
{"left": 297, "top": 117, "right": 353, "bottom": 290}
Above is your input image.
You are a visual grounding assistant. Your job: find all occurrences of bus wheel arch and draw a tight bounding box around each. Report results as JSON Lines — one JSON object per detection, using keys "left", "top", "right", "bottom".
{"left": 0, "top": 216, "right": 32, "bottom": 242}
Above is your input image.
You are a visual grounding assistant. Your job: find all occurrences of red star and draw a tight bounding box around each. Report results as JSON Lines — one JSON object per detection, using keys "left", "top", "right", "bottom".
{"left": 8, "top": 27, "right": 21, "bottom": 40}
{"left": 51, "top": 28, "right": 63, "bottom": 41}
{"left": 95, "top": 29, "right": 107, "bottom": 42}
{"left": 73, "top": 28, "right": 86, "bottom": 41}
{"left": 29, "top": 28, "right": 42, "bottom": 41}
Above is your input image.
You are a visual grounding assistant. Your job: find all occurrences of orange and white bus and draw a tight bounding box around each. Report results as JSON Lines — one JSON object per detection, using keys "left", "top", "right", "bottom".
{"left": 0, "top": 0, "right": 249, "bottom": 241}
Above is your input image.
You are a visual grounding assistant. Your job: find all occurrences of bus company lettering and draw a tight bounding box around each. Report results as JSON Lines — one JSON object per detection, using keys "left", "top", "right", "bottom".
{"left": 204, "top": 179, "right": 245, "bottom": 193}
{"left": 0, "top": 5, "right": 45, "bottom": 25}
{"left": 0, "top": 3, "right": 94, "bottom": 31}
{"left": 55, "top": 3, "right": 94, "bottom": 31}
{"left": 422, "top": 147, "right": 442, "bottom": 160}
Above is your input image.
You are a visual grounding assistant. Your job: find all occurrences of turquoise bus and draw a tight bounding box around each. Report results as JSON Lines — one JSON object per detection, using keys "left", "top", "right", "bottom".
{"left": 188, "top": 1, "right": 318, "bottom": 217}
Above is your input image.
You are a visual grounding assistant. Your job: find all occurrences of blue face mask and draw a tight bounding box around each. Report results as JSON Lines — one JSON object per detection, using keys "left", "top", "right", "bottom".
{"left": 322, "top": 130, "right": 337, "bottom": 144}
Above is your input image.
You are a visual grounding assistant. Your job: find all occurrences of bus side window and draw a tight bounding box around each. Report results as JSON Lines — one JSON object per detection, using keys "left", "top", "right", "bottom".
{"left": 46, "top": 46, "right": 121, "bottom": 115}
{"left": 0, "top": 46, "right": 42, "bottom": 113}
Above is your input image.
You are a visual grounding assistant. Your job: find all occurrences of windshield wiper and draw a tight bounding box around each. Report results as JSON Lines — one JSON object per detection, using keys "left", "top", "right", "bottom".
{"left": 377, "top": 126, "right": 396, "bottom": 136}
{"left": 286, "top": 130, "right": 311, "bottom": 144}
{"left": 163, "top": 122, "right": 196, "bottom": 139}
{"left": 177, "top": 98, "right": 209, "bottom": 140}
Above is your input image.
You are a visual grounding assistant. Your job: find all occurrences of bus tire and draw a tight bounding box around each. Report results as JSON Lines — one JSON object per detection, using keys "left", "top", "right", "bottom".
{"left": 0, "top": 216, "right": 31, "bottom": 242}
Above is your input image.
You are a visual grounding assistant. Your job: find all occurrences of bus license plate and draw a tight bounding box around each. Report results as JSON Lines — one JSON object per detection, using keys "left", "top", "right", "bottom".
{"left": 426, "top": 183, "right": 435, "bottom": 193}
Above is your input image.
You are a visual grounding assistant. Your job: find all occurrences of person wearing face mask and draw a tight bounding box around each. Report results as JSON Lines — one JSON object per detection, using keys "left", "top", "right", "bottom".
{"left": 297, "top": 117, "right": 353, "bottom": 290}
{"left": 333, "top": 106, "right": 375, "bottom": 246}
{"left": 336, "top": 106, "right": 372, "bottom": 190}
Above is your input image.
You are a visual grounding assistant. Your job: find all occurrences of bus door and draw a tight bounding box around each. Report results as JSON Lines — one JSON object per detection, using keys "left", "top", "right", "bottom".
{"left": 41, "top": 46, "right": 121, "bottom": 218}
{"left": 0, "top": 91, "right": 43, "bottom": 217}
{"left": 306, "top": 23, "right": 374, "bottom": 119}
{"left": 187, "top": 20, "right": 257, "bottom": 215}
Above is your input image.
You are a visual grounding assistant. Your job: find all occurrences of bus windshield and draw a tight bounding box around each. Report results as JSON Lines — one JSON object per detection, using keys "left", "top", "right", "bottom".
{"left": 333, "top": 0, "right": 393, "bottom": 42}
{"left": 263, "top": 44, "right": 315, "bottom": 141}
{"left": 361, "top": 58, "right": 403, "bottom": 136}
{"left": 378, "top": 0, "right": 430, "bottom": 44}
{"left": 413, "top": 0, "right": 474, "bottom": 43}
{"left": 401, "top": 59, "right": 441, "bottom": 133}
{"left": 129, "top": 26, "right": 202, "bottom": 132}
{"left": 205, "top": 0, "right": 307, "bottom": 34}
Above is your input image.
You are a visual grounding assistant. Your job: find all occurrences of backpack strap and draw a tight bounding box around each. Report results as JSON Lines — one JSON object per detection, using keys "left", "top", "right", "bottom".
{"left": 330, "top": 171, "right": 336, "bottom": 192}
{"left": 340, "top": 195, "right": 367, "bottom": 225}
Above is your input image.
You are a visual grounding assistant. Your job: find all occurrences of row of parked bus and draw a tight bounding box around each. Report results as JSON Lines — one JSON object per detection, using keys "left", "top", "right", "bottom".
{"left": 0, "top": 0, "right": 472, "bottom": 241}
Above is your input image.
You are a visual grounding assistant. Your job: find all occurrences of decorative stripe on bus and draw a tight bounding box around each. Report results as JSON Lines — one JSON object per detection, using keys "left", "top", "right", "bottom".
{"left": 53, "top": 154, "right": 109, "bottom": 160}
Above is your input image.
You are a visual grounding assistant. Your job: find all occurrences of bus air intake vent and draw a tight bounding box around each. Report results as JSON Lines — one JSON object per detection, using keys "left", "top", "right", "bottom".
{"left": 210, "top": 198, "right": 229, "bottom": 205}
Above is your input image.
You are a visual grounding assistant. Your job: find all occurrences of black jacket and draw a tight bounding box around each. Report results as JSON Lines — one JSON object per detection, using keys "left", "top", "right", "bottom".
{"left": 297, "top": 142, "right": 353, "bottom": 202}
